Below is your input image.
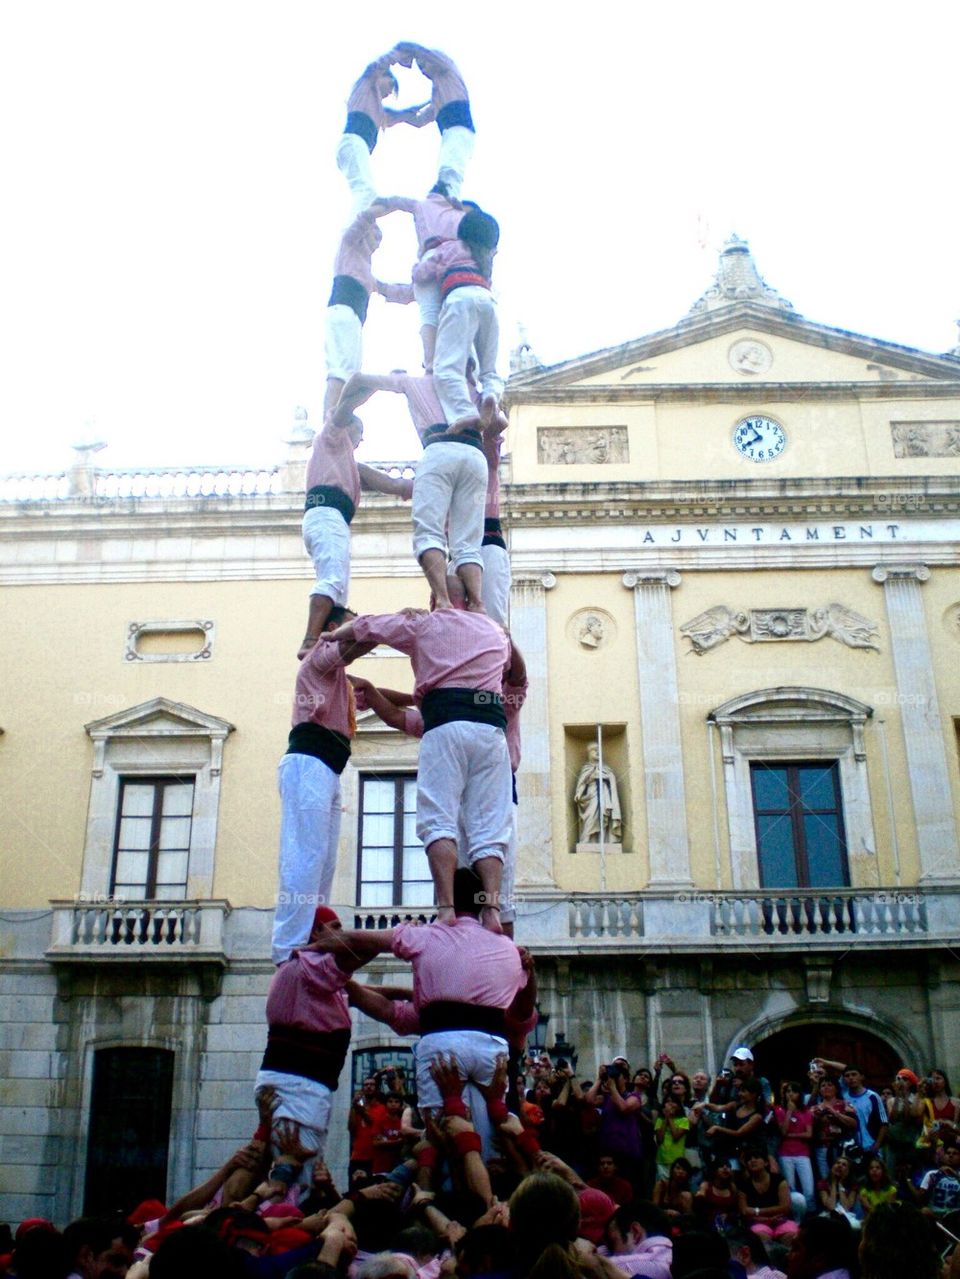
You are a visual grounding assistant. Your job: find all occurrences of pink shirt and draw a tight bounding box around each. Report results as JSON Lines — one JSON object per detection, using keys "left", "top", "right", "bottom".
{"left": 378, "top": 373, "right": 445, "bottom": 438}
{"left": 483, "top": 430, "right": 502, "bottom": 519}
{"left": 774, "top": 1105, "right": 814, "bottom": 1156}
{"left": 415, "top": 49, "right": 469, "bottom": 113}
{"left": 306, "top": 422, "right": 361, "bottom": 507}
{"left": 346, "top": 64, "right": 389, "bottom": 131}
{"left": 266, "top": 951, "right": 351, "bottom": 1034}
{"left": 352, "top": 610, "right": 509, "bottom": 704}
{"left": 392, "top": 916, "right": 524, "bottom": 1011}
{"left": 334, "top": 220, "right": 414, "bottom": 303}
{"left": 602, "top": 1237, "right": 672, "bottom": 1279}
{"left": 391, "top": 194, "right": 462, "bottom": 254}
{"left": 412, "top": 237, "right": 478, "bottom": 285}
{"left": 292, "top": 640, "right": 354, "bottom": 737}
{"left": 386, "top": 999, "right": 421, "bottom": 1036}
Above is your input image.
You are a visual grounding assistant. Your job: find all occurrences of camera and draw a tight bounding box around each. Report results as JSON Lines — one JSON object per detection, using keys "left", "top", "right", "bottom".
{"left": 603, "top": 1063, "right": 627, "bottom": 1081}
{"left": 556, "top": 1057, "right": 569, "bottom": 1071}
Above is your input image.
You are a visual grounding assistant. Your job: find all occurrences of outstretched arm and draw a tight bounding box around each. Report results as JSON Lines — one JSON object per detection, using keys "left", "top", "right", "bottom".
{"left": 299, "top": 927, "right": 396, "bottom": 974}
{"left": 332, "top": 372, "right": 404, "bottom": 428}
{"left": 346, "top": 979, "right": 414, "bottom": 1025}
{"left": 348, "top": 677, "right": 414, "bottom": 732}
{"left": 357, "top": 462, "right": 413, "bottom": 499}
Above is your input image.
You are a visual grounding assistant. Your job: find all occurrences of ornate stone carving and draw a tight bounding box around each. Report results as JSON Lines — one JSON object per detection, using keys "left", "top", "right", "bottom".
{"left": 728, "top": 339, "right": 773, "bottom": 375}
{"left": 125, "top": 620, "right": 215, "bottom": 663}
{"left": 567, "top": 608, "right": 616, "bottom": 650}
{"left": 573, "top": 744, "right": 623, "bottom": 846}
{"left": 891, "top": 422, "right": 960, "bottom": 458}
{"left": 680, "top": 604, "right": 879, "bottom": 655}
{"left": 537, "top": 426, "right": 628, "bottom": 465}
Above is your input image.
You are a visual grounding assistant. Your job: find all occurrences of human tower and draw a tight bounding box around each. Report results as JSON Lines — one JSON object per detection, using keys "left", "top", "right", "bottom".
{"left": 256, "top": 45, "right": 533, "bottom": 1187}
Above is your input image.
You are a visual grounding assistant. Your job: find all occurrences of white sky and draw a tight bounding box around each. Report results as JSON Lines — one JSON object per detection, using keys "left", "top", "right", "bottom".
{"left": 2, "top": 0, "right": 958, "bottom": 472}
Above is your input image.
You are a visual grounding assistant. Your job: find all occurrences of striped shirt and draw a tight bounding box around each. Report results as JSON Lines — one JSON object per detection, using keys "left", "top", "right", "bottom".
{"left": 305, "top": 422, "right": 361, "bottom": 509}
{"left": 351, "top": 610, "right": 509, "bottom": 705}
{"left": 266, "top": 951, "right": 352, "bottom": 1034}
{"left": 376, "top": 373, "right": 444, "bottom": 440}
{"left": 392, "top": 916, "right": 524, "bottom": 1011}
{"left": 292, "top": 639, "right": 355, "bottom": 737}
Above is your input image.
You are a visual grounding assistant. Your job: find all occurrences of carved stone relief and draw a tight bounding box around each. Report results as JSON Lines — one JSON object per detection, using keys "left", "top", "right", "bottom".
{"left": 680, "top": 604, "right": 879, "bottom": 655}
{"left": 537, "top": 426, "right": 629, "bottom": 465}
{"left": 891, "top": 421, "right": 960, "bottom": 458}
{"left": 728, "top": 339, "right": 773, "bottom": 375}
{"left": 567, "top": 608, "right": 616, "bottom": 650}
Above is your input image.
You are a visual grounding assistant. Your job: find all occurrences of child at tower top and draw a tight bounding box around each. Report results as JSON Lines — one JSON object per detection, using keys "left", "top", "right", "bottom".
{"left": 390, "top": 43, "right": 475, "bottom": 200}
{"left": 336, "top": 52, "right": 420, "bottom": 215}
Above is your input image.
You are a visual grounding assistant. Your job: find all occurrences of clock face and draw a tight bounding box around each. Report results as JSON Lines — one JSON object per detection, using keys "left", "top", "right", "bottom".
{"left": 733, "top": 415, "right": 786, "bottom": 462}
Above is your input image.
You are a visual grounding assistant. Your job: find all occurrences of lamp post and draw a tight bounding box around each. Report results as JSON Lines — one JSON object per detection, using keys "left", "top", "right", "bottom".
{"left": 529, "top": 1003, "right": 551, "bottom": 1055}
{"left": 551, "top": 1030, "right": 578, "bottom": 1071}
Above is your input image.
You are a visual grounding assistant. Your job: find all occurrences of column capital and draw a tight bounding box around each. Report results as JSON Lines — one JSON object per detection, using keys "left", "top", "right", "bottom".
{"left": 872, "top": 563, "right": 930, "bottom": 584}
{"left": 622, "top": 569, "right": 681, "bottom": 590}
{"left": 512, "top": 571, "right": 557, "bottom": 593}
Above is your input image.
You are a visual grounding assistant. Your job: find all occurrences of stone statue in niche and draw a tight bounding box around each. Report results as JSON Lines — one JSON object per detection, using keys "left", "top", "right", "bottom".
{"left": 574, "top": 744, "right": 623, "bottom": 846}
{"left": 578, "top": 614, "right": 605, "bottom": 648}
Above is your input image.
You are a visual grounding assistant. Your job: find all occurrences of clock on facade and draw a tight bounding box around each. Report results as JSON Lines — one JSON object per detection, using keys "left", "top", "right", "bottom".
{"left": 733, "top": 415, "right": 786, "bottom": 462}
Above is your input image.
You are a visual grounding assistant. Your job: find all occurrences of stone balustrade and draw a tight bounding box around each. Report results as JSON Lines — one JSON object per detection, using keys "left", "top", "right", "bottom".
{"left": 46, "top": 899, "right": 230, "bottom": 963}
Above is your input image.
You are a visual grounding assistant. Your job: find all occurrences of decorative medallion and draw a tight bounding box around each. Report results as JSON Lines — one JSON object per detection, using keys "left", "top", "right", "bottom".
{"left": 728, "top": 339, "right": 773, "bottom": 375}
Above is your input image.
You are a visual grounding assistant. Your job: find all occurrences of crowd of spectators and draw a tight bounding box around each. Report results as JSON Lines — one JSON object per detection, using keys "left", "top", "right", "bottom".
{"left": 3, "top": 1042, "right": 959, "bottom": 1279}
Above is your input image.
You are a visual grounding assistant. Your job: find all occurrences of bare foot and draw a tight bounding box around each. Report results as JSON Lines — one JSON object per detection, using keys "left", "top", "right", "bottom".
{"left": 481, "top": 905, "right": 503, "bottom": 934}
{"left": 437, "top": 905, "right": 455, "bottom": 925}
{"left": 466, "top": 598, "right": 487, "bottom": 613}
{"left": 479, "top": 394, "right": 498, "bottom": 428}
{"left": 433, "top": 597, "right": 455, "bottom": 610}
{"left": 297, "top": 637, "right": 319, "bottom": 660}
{"left": 447, "top": 414, "right": 481, "bottom": 435}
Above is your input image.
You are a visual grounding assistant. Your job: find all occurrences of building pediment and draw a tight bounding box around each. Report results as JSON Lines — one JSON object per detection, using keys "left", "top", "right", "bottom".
{"left": 506, "top": 305, "right": 960, "bottom": 399}
{"left": 85, "top": 696, "right": 235, "bottom": 742}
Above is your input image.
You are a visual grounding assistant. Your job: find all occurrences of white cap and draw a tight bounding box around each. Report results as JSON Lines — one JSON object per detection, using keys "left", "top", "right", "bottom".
{"left": 730, "top": 1047, "right": 754, "bottom": 1062}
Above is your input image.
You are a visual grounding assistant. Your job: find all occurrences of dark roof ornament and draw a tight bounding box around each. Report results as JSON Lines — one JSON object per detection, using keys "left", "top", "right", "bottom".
{"left": 685, "top": 234, "right": 795, "bottom": 319}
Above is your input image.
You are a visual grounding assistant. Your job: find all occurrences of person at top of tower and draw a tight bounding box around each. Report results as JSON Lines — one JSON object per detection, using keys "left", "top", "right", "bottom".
{"left": 389, "top": 44, "right": 475, "bottom": 201}
{"left": 335, "top": 52, "right": 421, "bottom": 215}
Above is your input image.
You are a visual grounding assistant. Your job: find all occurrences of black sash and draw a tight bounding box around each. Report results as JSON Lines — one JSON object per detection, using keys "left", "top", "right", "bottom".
{"left": 422, "top": 426, "right": 483, "bottom": 451}
{"left": 421, "top": 687, "right": 506, "bottom": 733}
{"left": 420, "top": 1000, "right": 505, "bottom": 1035}
{"left": 328, "top": 274, "right": 370, "bottom": 324}
{"left": 343, "top": 110, "right": 378, "bottom": 152}
{"left": 261, "top": 1026, "right": 351, "bottom": 1089}
{"left": 436, "top": 100, "right": 475, "bottom": 133}
{"left": 304, "top": 485, "right": 356, "bottom": 525}
{"left": 286, "top": 723, "right": 351, "bottom": 775}
{"left": 482, "top": 516, "right": 506, "bottom": 549}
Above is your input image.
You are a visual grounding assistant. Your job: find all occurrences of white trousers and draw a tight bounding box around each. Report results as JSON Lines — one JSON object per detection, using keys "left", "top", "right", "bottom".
{"left": 459, "top": 794, "right": 517, "bottom": 921}
{"left": 336, "top": 132, "right": 378, "bottom": 216}
{"left": 414, "top": 1030, "right": 507, "bottom": 1109}
{"left": 480, "top": 541, "right": 510, "bottom": 625}
{"left": 416, "top": 721, "right": 512, "bottom": 860}
{"left": 412, "top": 442, "right": 486, "bottom": 569}
{"left": 272, "top": 753, "right": 342, "bottom": 966}
{"left": 437, "top": 126, "right": 475, "bottom": 201}
{"left": 254, "top": 1068, "right": 332, "bottom": 1183}
{"left": 325, "top": 303, "right": 362, "bottom": 383}
{"left": 433, "top": 287, "right": 503, "bottom": 423}
{"left": 415, "top": 248, "right": 442, "bottom": 330}
{"left": 302, "top": 506, "right": 350, "bottom": 604}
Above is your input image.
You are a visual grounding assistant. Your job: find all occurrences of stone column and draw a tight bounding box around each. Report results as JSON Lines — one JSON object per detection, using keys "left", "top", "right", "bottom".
{"left": 872, "top": 564, "right": 960, "bottom": 884}
{"left": 622, "top": 570, "right": 693, "bottom": 888}
{"left": 510, "top": 571, "right": 558, "bottom": 887}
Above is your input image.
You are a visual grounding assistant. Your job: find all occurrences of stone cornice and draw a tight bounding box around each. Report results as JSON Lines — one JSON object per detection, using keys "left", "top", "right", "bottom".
{"left": 505, "top": 303, "right": 960, "bottom": 389}
{"left": 504, "top": 380, "right": 960, "bottom": 407}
